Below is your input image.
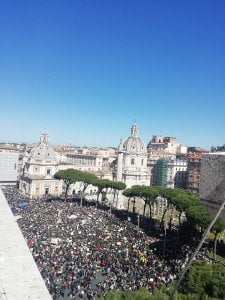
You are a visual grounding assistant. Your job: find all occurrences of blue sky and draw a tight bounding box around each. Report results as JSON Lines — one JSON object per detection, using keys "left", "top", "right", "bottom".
{"left": 0, "top": 0, "right": 225, "bottom": 149}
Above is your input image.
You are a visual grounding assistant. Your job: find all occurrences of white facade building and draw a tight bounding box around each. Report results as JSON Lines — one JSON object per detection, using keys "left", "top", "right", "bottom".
{"left": 20, "top": 132, "right": 63, "bottom": 197}
{"left": 167, "top": 158, "right": 187, "bottom": 188}
{"left": 116, "top": 124, "right": 150, "bottom": 188}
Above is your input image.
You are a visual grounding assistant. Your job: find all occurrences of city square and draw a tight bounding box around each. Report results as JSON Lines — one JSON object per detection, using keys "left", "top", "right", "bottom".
{"left": 1, "top": 1, "right": 225, "bottom": 299}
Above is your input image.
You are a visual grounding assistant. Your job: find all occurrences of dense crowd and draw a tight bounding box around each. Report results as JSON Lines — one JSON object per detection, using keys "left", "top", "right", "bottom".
{"left": 2, "top": 186, "right": 204, "bottom": 299}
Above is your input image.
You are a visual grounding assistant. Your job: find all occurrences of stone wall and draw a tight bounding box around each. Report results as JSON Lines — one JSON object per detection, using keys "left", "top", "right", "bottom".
{"left": 199, "top": 153, "right": 225, "bottom": 218}
{"left": 0, "top": 188, "right": 51, "bottom": 300}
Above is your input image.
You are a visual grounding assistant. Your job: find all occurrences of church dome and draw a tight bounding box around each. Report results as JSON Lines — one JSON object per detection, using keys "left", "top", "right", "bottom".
{"left": 121, "top": 124, "right": 147, "bottom": 153}
{"left": 29, "top": 132, "right": 59, "bottom": 164}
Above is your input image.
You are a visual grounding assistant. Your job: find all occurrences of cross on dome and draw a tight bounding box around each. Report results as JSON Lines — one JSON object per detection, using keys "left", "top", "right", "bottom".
{"left": 39, "top": 132, "right": 49, "bottom": 145}
{"left": 130, "top": 123, "right": 138, "bottom": 138}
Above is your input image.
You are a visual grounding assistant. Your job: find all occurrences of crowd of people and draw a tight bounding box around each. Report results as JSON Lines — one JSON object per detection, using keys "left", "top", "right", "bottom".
{"left": 2, "top": 186, "right": 208, "bottom": 299}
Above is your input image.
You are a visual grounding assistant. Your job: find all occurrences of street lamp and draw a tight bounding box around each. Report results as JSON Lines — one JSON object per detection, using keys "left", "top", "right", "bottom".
{"left": 163, "top": 211, "right": 167, "bottom": 256}
{"left": 137, "top": 214, "right": 140, "bottom": 231}
{"left": 109, "top": 203, "right": 112, "bottom": 217}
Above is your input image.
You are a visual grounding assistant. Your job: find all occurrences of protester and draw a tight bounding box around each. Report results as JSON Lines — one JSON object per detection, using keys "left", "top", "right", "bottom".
{"left": 2, "top": 186, "right": 216, "bottom": 300}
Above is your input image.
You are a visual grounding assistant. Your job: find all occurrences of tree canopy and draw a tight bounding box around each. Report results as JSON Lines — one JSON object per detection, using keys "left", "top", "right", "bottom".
{"left": 93, "top": 179, "right": 112, "bottom": 207}
{"left": 186, "top": 205, "right": 212, "bottom": 232}
{"left": 54, "top": 168, "right": 84, "bottom": 200}
{"left": 54, "top": 169, "right": 98, "bottom": 202}
{"left": 77, "top": 171, "right": 98, "bottom": 207}
{"left": 181, "top": 261, "right": 225, "bottom": 299}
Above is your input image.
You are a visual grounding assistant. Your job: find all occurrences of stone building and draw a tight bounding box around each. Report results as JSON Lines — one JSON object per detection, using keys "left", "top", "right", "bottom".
{"left": 19, "top": 133, "right": 115, "bottom": 198}
{"left": 147, "top": 135, "right": 187, "bottom": 155}
{"left": 115, "top": 124, "right": 150, "bottom": 188}
{"left": 19, "top": 132, "right": 63, "bottom": 197}
{"left": 186, "top": 147, "right": 208, "bottom": 194}
{"left": 147, "top": 135, "right": 187, "bottom": 188}
{"left": 199, "top": 152, "right": 225, "bottom": 219}
{"left": 152, "top": 157, "right": 187, "bottom": 188}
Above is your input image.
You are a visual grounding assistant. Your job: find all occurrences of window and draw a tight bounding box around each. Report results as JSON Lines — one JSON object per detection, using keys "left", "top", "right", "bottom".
{"left": 131, "top": 158, "right": 135, "bottom": 165}
{"left": 47, "top": 169, "right": 51, "bottom": 175}
{"left": 141, "top": 159, "right": 144, "bottom": 165}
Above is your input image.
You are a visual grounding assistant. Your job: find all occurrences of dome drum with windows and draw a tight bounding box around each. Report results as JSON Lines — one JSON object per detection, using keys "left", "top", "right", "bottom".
{"left": 119, "top": 124, "right": 147, "bottom": 154}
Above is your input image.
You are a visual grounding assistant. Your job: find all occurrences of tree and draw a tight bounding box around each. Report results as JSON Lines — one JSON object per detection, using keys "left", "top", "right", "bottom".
{"left": 211, "top": 217, "right": 225, "bottom": 259}
{"left": 123, "top": 188, "right": 133, "bottom": 212}
{"left": 124, "top": 185, "right": 159, "bottom": 219}
{"left": 101, "top": 287, "right": 168, "bottom": 300}
{"left": 181, "top": 261, "right": 225, "bottom": 299}
{"left": 128, "top": 185, "right": 144, "bottom": 214}
{"left": 123, "top": 185, "right": 143, "bottom": 214}
{"left": 172, "top": 194, "right": 199, "bottom": 229}
{"left": 159, "top": 188, "right": 180, "bottom": 226}
{"left": 79, "top": 172, "right": 98, "bottom": 207}
{"left": 101, "top": 287, "right": 199, "bottom": 300}
{"left": 54, "top": 169, "right": 82, "bottom": 201}
{"left": 110, "top": 181, "right": 126, "bottom": 208}
{"left": 141, "top": 186, "right": 159, "bottom": 219}
{"left": 186, "top": 205, "right": 211, "bottom": 234}
{"left": 93, "top": 179, "right": 112, "bottom": 208}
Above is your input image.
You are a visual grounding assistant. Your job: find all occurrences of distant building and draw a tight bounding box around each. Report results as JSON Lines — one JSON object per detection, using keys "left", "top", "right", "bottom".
{"left": 116, "top": 124, "right": 150, "bottom": 188}
{"left": 19, "top": 133, "right": 115, "bottom": 198}
{"left": 211, "top": 144, "right": 225, "bottom": 153}
{"left": 154, "top": 158, "right": 168, "bottom": 186}
{"left": 52, "top": 145, "right": 116, "bottom": 179}
{"left": 199, "top": 152, "right": 225, "bottom": 219}
{"left": 0, "top": 151, "right": 19, "bottom": 185}
{"left": 147, "top": 135, "right": 187, "bottom": 188}
{"left": 187, "top": 147, "right": 208, "bottom": 194}
{"left": 147, "top": 135, "right": 187, "bottom": 155}
{"left": 167, "top": 158, "right": 187, "bottom": 189}
{"left": 152, "top": 157, "right": 187, "bottom": 188}
{"left": 148, "top": 150, "right": 176, "bottom": 185}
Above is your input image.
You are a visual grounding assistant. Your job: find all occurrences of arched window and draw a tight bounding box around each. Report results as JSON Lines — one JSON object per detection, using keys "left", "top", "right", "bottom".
{"left": 131, "top": 158, "right": 135, "bottom": 165}
{"left": 141, "top": 159, "right": 144, "bottom": 165}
